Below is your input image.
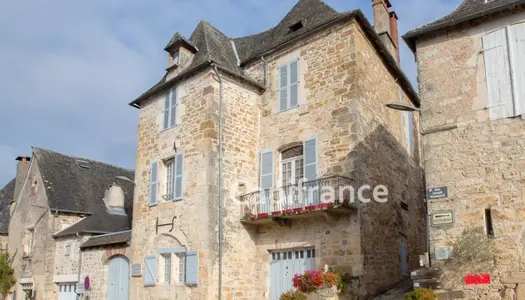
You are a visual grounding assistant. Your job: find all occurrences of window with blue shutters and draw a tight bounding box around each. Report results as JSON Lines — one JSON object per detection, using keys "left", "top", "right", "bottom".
{"left": 162, "top": 153, "right": 183, "bottom": 201}
{"left": 163, "top": 87, "right": 178, "bottom": 130}
{"left": 259, "top": 150, "right": 274, "bottom": 214}
{"left": 279, "top": 59, "right": 299, "bottom": 112}
{"left": 149, "top": 162, "right": 158, "bottom": 206}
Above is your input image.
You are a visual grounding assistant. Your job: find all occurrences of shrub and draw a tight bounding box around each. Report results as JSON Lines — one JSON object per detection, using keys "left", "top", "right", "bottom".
{"left": 280, "top": 290, "right": 308, "bottom": 300}
{"left": 0, "top": 252, "right": 15, "bottom": 299}
{"left": 292, "top": 269, "right": 343, "bottom": 294}
{"left": 404, "top": 288, "right": 437, "bottom": 300}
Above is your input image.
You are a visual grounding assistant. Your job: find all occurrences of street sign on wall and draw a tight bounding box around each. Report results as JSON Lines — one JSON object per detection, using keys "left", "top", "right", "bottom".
{"left": 426, "top": 187, "right": 448, "bottom": 200}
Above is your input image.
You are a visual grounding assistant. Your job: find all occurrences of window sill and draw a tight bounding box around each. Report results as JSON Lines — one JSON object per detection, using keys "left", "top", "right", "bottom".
{"left": 277, "top": 104, "right": 299, "bottom": 114}
{"left": 22, "top": 255, "right": 32, "bottom": 260}
{"left": 161, "top": 125, "right": 178, "bottom": 133}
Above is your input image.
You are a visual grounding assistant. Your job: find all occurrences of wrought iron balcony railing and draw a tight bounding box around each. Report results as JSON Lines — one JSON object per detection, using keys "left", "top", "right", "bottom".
{"left": 240, "top": 176, "right": 354, "bottom": 222}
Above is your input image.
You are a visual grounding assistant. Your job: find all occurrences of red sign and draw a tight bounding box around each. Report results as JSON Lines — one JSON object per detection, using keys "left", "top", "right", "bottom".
{"left": 84, "top": 276, "right": 91, "bottom": 290}
{"left": 465, "top": 274, "right": 491, "bottom": 285}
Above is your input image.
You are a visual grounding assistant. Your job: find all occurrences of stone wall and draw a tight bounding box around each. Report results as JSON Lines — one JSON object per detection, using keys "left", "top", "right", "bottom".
{"left": 80, "top": 244, "right": 130, "bottom": 300}
{"left": 415, "top": 9, "right": 525, "bottom": 300}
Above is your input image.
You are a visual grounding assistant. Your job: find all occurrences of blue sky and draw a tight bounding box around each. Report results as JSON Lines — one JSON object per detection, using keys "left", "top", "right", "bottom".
{"left": 0, "top": 0, "right": 461, "bottom": 187}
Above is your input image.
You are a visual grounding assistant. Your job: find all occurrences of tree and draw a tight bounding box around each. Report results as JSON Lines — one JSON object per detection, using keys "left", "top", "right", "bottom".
{"left": 0, "top": 252, "right": 16, "bottom": 299}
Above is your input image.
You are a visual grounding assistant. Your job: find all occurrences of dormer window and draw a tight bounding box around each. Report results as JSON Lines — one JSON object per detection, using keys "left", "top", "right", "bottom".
{"left": 289, "top": 21, "right": 303, "bottom": 33}
{"left": 171, "top": 51, "right": 180, "bottom": 66}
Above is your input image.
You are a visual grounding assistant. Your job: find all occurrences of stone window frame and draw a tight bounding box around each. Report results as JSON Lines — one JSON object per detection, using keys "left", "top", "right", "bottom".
{"left": 156, "top": 251, "right": 187, "bottom": 286}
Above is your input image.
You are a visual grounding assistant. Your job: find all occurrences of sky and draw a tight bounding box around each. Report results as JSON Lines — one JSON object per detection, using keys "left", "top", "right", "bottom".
{"left": 0, "top": 0, "right": 462, "bottom": 187}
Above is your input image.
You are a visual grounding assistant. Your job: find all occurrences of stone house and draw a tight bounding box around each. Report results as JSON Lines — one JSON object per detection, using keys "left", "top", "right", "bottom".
{"left": 8, "top": 147, "right": 134, "bottom": 300}
{"left": 0, "top": 178, "right": 15, "bottom": 251}
{"left": 128, "top": 0, "right": 425, "bottom": 299}
{"left": 404, "top": 0, "right": 525, "bottom": 299}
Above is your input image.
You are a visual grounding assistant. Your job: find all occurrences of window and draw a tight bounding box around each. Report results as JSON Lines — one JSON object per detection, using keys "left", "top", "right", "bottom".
{"left": 165, "top": 159, "right": 174, "bottom": 198}
{"left": 178, "top": 254, "right": 186, "bottom": 283}
{"left": 279, "top": 59, "right": 299, "bottom": 111}
{"left": 485, "top": 209, "right": 494, "bottom": 237}
{"left": 281, "top": 146, "right": 304, "bottom": 186}
{"left": 163, "top": 87, "right": 177, "bottom": 130}
{"left": 482, "top": 23, "right": 525, "bottom": 120}
{"left": 64, "top": 243, "right": 71, "bottom": 257}
{"left": 162, "top": 254, "right": 172, "bottom": 284}
{"left": 23, "top": 229, "right": 33, "bottom": 256}
{"left": 172, "top": 51, "right": 180, "bottom": 65}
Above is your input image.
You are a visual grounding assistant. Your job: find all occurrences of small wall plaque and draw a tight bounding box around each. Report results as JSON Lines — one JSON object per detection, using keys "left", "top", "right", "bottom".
{"left": 131, "top": 263, "right": 142, "bottom": 277}
{"left": 435, "top": 246, "right": 453, "bottom": 260}
{"left": 427, "top": 187, "right": 448, "bottom": 200}
{"left": 431, "top": 211, "right": 454, "bottom": 226}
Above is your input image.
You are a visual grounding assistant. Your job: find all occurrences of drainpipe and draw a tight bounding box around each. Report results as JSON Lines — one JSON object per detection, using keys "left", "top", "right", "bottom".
{"left": 261, "top": 56, "right": 268, "bottom": 87}
{"left": 212, "top": 63, "right": 224, "bottom": 300}
{"left": 76, "top": 233, "right": 82, "bottom": 300}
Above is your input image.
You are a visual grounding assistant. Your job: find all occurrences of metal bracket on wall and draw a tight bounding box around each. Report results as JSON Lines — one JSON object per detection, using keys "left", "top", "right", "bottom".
{"left": 156, "top": 216, "right": 177, "bottom": 235}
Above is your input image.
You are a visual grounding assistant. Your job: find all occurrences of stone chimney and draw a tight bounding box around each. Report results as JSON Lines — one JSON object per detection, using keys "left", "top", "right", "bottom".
{"left": 372, "top": 0, "right": 400, "bottom": 63}
{"left": 11, "top": 156, "right": 30, "bottom": 216}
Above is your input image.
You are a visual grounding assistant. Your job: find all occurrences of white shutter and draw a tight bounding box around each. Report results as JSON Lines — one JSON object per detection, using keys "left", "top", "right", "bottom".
{"left": 173, "top": 153, "right": 184, "bottom": 201}
{"left": 279, "top": 65, "right": 288, "bottom": 111}
{"left": 149, "top": 161, "right": 158, "bottom": 206}
{"left": 483, "top": 28, "right": 514, "bottom": 120}
{"left": 170, "top": 87, "right": 177, "bottom": 127}
{"left": 510, "top": 23, "right": 525, "bottom": 115}
{"left": 185, "top": 251, "right": 199, "bottom": 285}
{"left": 290, "top": 60, "right": 299, "bottom": 108}
{"left": 303, "top": 137, "right": 318, "bottom": 182}
{"left": 144, "top": 255, "right": 157, "bottom": 286}
{"left": 260, "top": 150, "right": 274, "bottom": 214}
{"left": 163, "top": 90, "right": 170, "bottom": 129}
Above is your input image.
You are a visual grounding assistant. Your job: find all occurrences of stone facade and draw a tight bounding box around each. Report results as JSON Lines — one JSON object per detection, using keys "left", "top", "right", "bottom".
{"left": 130, "top": 13, "right": 424, "bottom": 300}
{"left": 414, "top": 8, "right": 525, "bottom": 300}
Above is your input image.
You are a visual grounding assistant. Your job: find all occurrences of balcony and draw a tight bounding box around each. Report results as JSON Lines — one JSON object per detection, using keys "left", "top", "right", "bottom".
{"left": 240, "top": 176, "right": 356, "bottom": 225}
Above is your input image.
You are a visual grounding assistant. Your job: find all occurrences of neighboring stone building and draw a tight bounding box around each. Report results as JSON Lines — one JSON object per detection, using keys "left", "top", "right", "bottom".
{"left": 0, "top": 178, "right": 15, "bottom": 250}
{"left": 8, "top": 147, "right": 134, "bottom": 300}
{"left": 404, "top": 0, "right": 525, "bottom": 299}
{"left": 128, "top": 0, "right": 425, "bottom": 299}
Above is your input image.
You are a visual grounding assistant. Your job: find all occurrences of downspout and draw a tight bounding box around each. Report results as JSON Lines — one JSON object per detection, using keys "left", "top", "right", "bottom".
{"left": 261, "top": 56, "right": 268, "bottom": 87}
{"left": 76, "top": 233, "right": 82, "bottom": 300}
{"left": 212, "top": 63, "right": 224, "bottom": 300}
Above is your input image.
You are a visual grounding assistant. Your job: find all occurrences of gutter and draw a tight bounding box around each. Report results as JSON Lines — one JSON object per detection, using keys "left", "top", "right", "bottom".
{"left": 403, "top": 0, "right": 525, "bottom": 53}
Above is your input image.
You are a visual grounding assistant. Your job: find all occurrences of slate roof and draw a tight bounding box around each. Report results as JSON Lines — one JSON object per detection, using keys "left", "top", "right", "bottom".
{"left": 404, "top": 0, "right": 525, "bottom": 52}
{"left": 80, "top": 230, "right": 131, "bottom": 249}
{"left": 0, "top": 179, "right": 15, "bottom": 234}
{"left": 31, "top": 148, "right": 135, "bottom": 237}
{"left": 130, "top": 0, "right": 420, "bottom": 108}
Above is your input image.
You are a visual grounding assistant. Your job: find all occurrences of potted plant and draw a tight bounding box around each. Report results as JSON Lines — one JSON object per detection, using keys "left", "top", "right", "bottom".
{"left": 292, "top": 269, "right": 343, "bottom": 298}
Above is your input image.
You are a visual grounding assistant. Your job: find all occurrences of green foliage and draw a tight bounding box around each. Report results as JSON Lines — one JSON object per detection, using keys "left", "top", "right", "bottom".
{"left": 280, "top": 290, "right": 307, "bottom": 300}
{"left": 404, "top": 288, "right": 437, "bottom": 300}
{"left": 0, "top": 252, "right": 15, "bottom": 298}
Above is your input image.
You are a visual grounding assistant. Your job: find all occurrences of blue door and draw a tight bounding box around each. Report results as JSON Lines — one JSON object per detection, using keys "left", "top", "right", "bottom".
{"left": 270, "top": 248, "right": 315, "bottom": 300}
{"left": 108, "top": 256, "right": 130, "bottom": 300}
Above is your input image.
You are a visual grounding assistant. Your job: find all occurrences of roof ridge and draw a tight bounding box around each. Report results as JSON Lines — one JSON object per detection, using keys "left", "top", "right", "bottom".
{"left": 32, "top": 147, "right": 134, "bottom": 173}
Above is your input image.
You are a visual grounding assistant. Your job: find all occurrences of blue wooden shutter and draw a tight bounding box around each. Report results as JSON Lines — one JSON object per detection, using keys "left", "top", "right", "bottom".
{"left": 509, "top": 23, "right": 525, "bottom": 116}
{"left": 163, "top": 90, "right": 170, "bottom": 129}
{"left": 303, "top": 137, "right": 318, "bottom": 182}
{"left": 289, "top": 60, "right": 299, "bottom": 108}
{"left": 170, "top": 87, "right": 177, "bottom": 128}
{"left": 144, "top": 255, "right": 157, "bottom": 286}
{"left": 149, "top": 161, "right": 158, "bottom": 206}
{"left": 483, "top": 28, "right": 514, "bottom": 120}
{"left": 185, "top": 251, "right": 199, "bottom": 285}
{"left": 279, "top": 65, "right": 288, "bottom": 111}
{"left": 260, "top": 150, "right": 274, "bottom": 214}
{"left": 174, "top": 153, "right": 184, "bottom": 201}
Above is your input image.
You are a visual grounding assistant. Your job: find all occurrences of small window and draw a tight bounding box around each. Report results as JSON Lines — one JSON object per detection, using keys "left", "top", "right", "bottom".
{"left": 289, "top": 21, "right": 303, "bottom": 33}
{"left": 65, "top": 243, "right": 71, "bottom": 257}
{"left": 162, "top": 254, "right": 172, "bottom": 284}
{"left": 178, "top": 254, "right": 186, "bottom": 283}
{"left": 172, "top": 51, "right": 180, "bottom": 65}
{"left": 279, "top": 59, "right": 299, "bottom": 112}
{"left": 163, "top": 87, "right": 177, "bottom": 130}
{"left": 165, "top": 159, "right": 174, "bottom": 199}
{"left": 485, "top": 209, "right": 495, "bottom": 237}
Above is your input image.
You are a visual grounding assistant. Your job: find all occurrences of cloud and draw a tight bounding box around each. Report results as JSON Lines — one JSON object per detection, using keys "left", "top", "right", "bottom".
{"left": 0, "top": 0, "right": 461, "bottom": 186}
